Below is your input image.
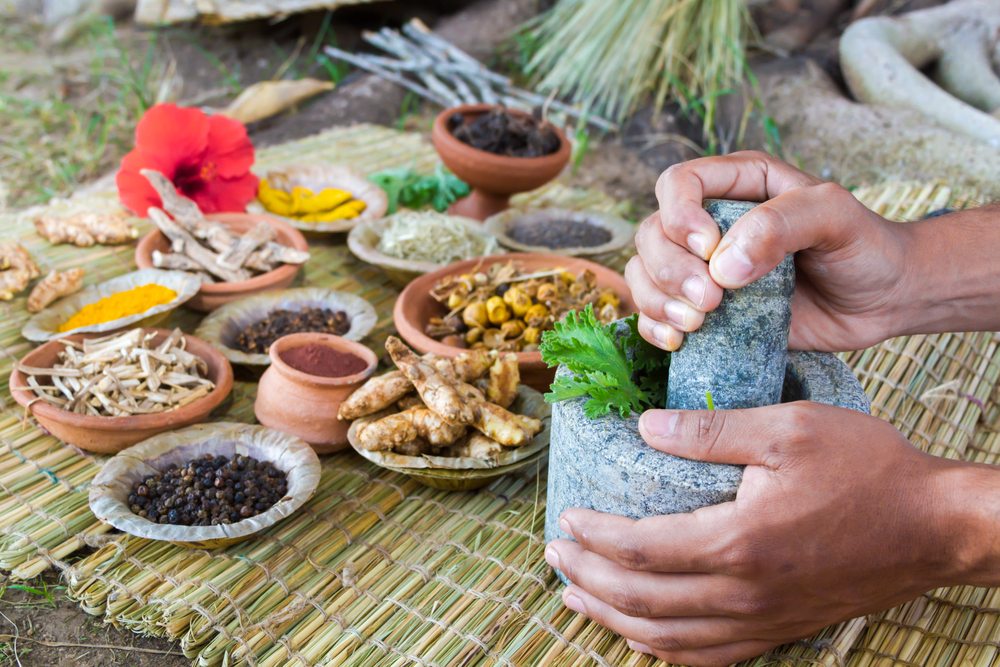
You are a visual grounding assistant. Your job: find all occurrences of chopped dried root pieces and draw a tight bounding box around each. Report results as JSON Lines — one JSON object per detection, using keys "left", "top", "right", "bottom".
{"left": 14, "top": 328, "right": 215, "bottom": 417}
{"left": 27, "top": 268, "right": 84, "bottom": 313}
{"left": 140, "top": 169, "right": 309, "bottom": 281}
{"left": 0, "top": 244, "right": 40, "bottom": 301}
{"left": 35, "top": 210, "right": 137, "bottom": 247}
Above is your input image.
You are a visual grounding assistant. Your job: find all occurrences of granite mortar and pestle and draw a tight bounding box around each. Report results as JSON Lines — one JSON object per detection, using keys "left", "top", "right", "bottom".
{"left": 544, "top": 200, "right": 871, "bottom": 583}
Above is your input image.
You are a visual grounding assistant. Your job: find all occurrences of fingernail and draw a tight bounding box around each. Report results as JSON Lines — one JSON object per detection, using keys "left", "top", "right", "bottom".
{"left": 563, "top": 591, "right": 585, "bottom": 614}
{"left": 641, "top": 410, "right": 679, "bottom": 437}
{"left": 681, "top": 275, "right": 707, "bottom": 307}
{"left": 713, "top": 244, "right": 754, "bottom": 284}
{"left": 559, "top": 516, "right": 573, "bottom": 537}
{"left": 664, "top": 300, "right": 696, "bottom": 328}
{"left": 687, "top": 233, "right": 710, "bottom": 259}
{"left": 627, "top": 640, "right": 654, "bottom": 655}
{"left": 651, "top": 323, "right": 673, "bottom": 349}
{"left": 544, "top": 544, "right": 561, "bottom": 569}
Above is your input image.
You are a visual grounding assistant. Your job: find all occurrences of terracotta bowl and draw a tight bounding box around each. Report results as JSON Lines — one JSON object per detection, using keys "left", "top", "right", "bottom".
{"left": 254, "top": 333, "right": 378, "bottom": 454}
{"left": 134, "top": 212, "right": 309, "bottom": 312}
{"left": 393, "top": 253, "right": 636, "bottom": 391}
{"left": 9, "top": 329, "right": 234, "bottom": 454}
{"left": 431, "top": 104, "right": 571, "bottom": 221}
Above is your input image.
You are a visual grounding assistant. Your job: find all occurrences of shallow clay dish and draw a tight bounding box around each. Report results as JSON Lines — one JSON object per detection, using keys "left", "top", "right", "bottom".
{"left": 348, "top": 386, "right": 551, "bottom": 491}
{"left": 89, "top": 422, "right": 321, "bottom": 548}
{"left": 248, "top": 164, "right": 388, "bottom": 234}
{"left": 347, "top": 213, "right": 502, "bottom": 287}
{"left": 255, "top": 333, "right": 378, "bottom": 453}
{"left": 9, "top": 329, "right": 234, "bottom": 454}
{"left": 485, "top": 208, "right": 635, "bottom": 266}
{"left": 194, "top": 287, "right": 378, "bottom": 368}
{"left": 21, "top": 269, "right": 201, "bottom": 342}
{"left": 134, "top": 212, "right": 309, "bottom": 312}
{"left": 431, "top": 104, "right": 571, "bottom": 220}
{"left": 393, "top": 253, "right": 635, "bottom": 391}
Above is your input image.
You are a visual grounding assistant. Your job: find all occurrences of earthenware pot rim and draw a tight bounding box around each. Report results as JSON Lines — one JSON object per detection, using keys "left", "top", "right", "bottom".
{"left": 134, "top": 212, "right": 309, "bottom": 296}
{"left": 8, "top": 328, "right": 234, "bottom": 430}
{"left": 267, "top": 332, "right": 377, "bottom": 388}
{"left": 392, "top": 252, "right": 635, "bottom": 364}
{"left": 432, "top": 103, "right": 572, "bottom": 170}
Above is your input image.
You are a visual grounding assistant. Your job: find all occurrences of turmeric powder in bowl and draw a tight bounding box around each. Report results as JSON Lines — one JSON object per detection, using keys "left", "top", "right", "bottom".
{"left": 59, "top": 284, "right": 177, "bottom": 332}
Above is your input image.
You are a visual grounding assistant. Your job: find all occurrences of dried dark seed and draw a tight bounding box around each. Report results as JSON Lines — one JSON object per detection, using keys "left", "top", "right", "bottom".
{"left": 234, "top": 307, "right": 351, "bottom": 354}
{"left": 507, "top": 218, "right": 612, "bottom": 249}
{"left": 128, "top": 453, "right": 287, "bottom": 527}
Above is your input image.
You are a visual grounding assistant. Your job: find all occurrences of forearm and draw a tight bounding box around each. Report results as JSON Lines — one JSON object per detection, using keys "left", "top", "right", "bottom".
{"left": 934, "top": 459, "right": 1000, "bottom": 588}
{"left": 894, "top": 205, "right": 1000, "bottom": 336}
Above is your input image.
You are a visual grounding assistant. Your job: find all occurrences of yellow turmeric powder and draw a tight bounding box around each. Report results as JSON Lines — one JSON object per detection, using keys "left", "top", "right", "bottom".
{"left": 59, "top": 284, "right": 177, "bottom": 332}
{"left": 257, "top": 178, "right": 366, "bottom": 223}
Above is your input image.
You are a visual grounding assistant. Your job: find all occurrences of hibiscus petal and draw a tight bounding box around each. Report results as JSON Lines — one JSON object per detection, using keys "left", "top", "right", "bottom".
{"left": 205, "top": 114, "right": 255, "bottom": 178}
{"left": 116, "top": 150, "right": 177, "bottom": 216}
{"left": 135, "top": 104, "right": 209, "bottom": 166}
{"left": 191, "top": 172, "right": 260, "bottom": 214}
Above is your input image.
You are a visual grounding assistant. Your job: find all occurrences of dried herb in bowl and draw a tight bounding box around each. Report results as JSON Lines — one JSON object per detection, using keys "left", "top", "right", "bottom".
{"left": 234, "top": 307, "right": 350, "bottom": 354}
{"left": 448, "top": 108, "right": 561, "bottom": 158}
{"left": 507, "top": 217, "right": 612, "bottom": 249}
{"left": 127, "top": 453, "right": 287, "bottom": 526}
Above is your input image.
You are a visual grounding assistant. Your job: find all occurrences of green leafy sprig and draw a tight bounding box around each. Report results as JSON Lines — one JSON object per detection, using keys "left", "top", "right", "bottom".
{"left": 539, "top": 306, "right": 669, "bottom": 419}
{"left": 368, "top": 165, "right": 470, "bottom": 213}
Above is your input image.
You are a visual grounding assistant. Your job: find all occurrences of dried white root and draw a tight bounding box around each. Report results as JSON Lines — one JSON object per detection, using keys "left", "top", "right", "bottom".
{"left": 140, "top": 169, "right": 309, "bottom": 284}
{"left": 15, "top": 328, "right": 215, "bottom": 417}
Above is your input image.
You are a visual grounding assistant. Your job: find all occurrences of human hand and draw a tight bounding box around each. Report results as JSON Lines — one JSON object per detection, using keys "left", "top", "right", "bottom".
{"left": 544, "top": 403, "right": 977, "bottom": 666}
{"left": 627, "top": 151, "right": 911, "bottom": 352}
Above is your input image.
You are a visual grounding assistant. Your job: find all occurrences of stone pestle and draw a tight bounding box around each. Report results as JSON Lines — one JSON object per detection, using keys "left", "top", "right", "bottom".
{"left": 543, "top": 198, "right": 870, "bottom": 585}
{"left": 666, "top": 199, "right": 794, "bottom": 410}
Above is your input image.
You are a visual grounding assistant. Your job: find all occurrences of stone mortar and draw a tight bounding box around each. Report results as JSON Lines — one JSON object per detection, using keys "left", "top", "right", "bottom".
{"left": 544, "top": 199, "right": 871, "bottom": 583}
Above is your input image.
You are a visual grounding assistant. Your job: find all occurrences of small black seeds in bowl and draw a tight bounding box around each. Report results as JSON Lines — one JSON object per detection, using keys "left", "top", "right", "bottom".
{"left": 127, "top": 453, "right": 288, "bottom": 526}
{"left": 508, "top": 218, "right": 612, "bottom": 249}
{"left": 234, "top": 307, "right": 350, "bottom": 354}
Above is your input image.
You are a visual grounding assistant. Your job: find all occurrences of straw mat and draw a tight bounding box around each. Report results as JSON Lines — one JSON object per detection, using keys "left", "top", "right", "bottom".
{"left": 0, "top": 124, "right": 996, "bottom": 666}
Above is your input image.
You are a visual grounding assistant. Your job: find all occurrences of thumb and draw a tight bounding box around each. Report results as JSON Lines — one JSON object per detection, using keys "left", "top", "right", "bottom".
{"left": 638, "top": 405, "right": 789, "bottom": 467}
{"left": 708, "top": 182, "right": 860, "bottom": 289}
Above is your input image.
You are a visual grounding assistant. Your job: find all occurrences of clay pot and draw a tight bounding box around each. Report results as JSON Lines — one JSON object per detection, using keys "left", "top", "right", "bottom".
{"left": 393, "top": 253, "right": 635, "bottom": 391}
{"left": 135, "top": 212, "right": 309, "bottom": 312}
{"left": 8, "top": 329, "right": 234, "bottom": 454}
{"left": 431, "top": 104, "right": 571, "bottom": 221}
{"left": 254, "top": 333, "right": 377, "bottom": 453}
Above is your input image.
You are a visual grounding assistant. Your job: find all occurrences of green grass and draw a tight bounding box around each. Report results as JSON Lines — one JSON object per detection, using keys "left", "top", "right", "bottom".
{"left": 0, "top": 16, "right": 164, "bottom": 209}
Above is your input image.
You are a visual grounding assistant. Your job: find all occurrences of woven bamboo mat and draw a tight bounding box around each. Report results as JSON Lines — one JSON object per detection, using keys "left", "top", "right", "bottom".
{"left": 0, "top": 125, "right": 997, "bottom": 666}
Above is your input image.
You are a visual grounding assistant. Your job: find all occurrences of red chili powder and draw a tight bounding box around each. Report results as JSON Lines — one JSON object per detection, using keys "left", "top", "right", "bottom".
{"left": 279, "top": 343, "right": 368, "bottom": 377}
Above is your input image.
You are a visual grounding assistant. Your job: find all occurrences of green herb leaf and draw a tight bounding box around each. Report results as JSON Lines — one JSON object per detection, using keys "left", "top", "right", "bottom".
{"left": 369, "top": 166, "right": 470, "bottom": 214}
{"left": 540, "top": 306, "right": 668, "bottom": 418}
{"left": 705, "top": 390, "right": 715, "bottom": 411}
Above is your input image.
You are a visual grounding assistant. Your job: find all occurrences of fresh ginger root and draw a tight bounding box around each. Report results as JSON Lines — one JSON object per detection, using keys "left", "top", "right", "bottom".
{"left": 482, "top": 353, "right": 519, "bottom": 408}
{"left": 446, "top": 433, "right": 504, "bottom": 462}
{"left": 386, "top": 336, "right": 476, "bottom": 424}
{"left": 35, "top": 210, "right": 138, "bottom": 247}
{"left": 0, "top": 244, "right": 41, "bottom": 301}
{"left": 341, "top": 345, "right": 493, "bottom": 421}
{"left": 357, "top": 406, "right": 467, "bottom": 452}
{"left": 27, "top": 268, "right": 84, "bottom": 313}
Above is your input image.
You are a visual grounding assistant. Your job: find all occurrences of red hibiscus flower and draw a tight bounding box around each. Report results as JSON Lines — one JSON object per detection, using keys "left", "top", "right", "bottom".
{"left": 116, "top": 104, "right": 259, "bottom": 216}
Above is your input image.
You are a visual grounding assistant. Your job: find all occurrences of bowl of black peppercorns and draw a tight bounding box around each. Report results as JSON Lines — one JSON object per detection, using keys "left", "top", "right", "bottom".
{"left": 89, "top": 422, "right": 321, "bottom": 548}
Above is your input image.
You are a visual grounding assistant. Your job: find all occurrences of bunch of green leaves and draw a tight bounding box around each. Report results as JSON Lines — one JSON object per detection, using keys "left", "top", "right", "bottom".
{"left": 368, "top": 165, "right": 470, "bottom": 213}
{"left": 540, "top": 306, "right": 669, "bottom": 419}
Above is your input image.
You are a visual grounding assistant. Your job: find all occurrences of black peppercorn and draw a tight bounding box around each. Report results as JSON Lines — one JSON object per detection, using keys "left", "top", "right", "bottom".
{"left": 127, "top": 453, "right": 287, "bottom": 527}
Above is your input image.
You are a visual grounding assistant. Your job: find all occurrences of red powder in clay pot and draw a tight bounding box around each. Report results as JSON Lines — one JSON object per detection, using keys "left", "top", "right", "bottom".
{"left": 279, "top": 343, "right": 368, "bottom": 378}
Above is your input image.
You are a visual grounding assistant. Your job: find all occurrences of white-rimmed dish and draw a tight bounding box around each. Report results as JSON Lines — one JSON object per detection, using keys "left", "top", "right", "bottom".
{"left": 193, "top": 287, "right": 378, "bottom": 368}
{"left": 88, "top": 422, "right": 321, "bottom": 548}
{"left": 21, "top": 269, "right": 201, "bottom": 342}
{"left": 484, "top": 208, "right": 635, "bottom": 264}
